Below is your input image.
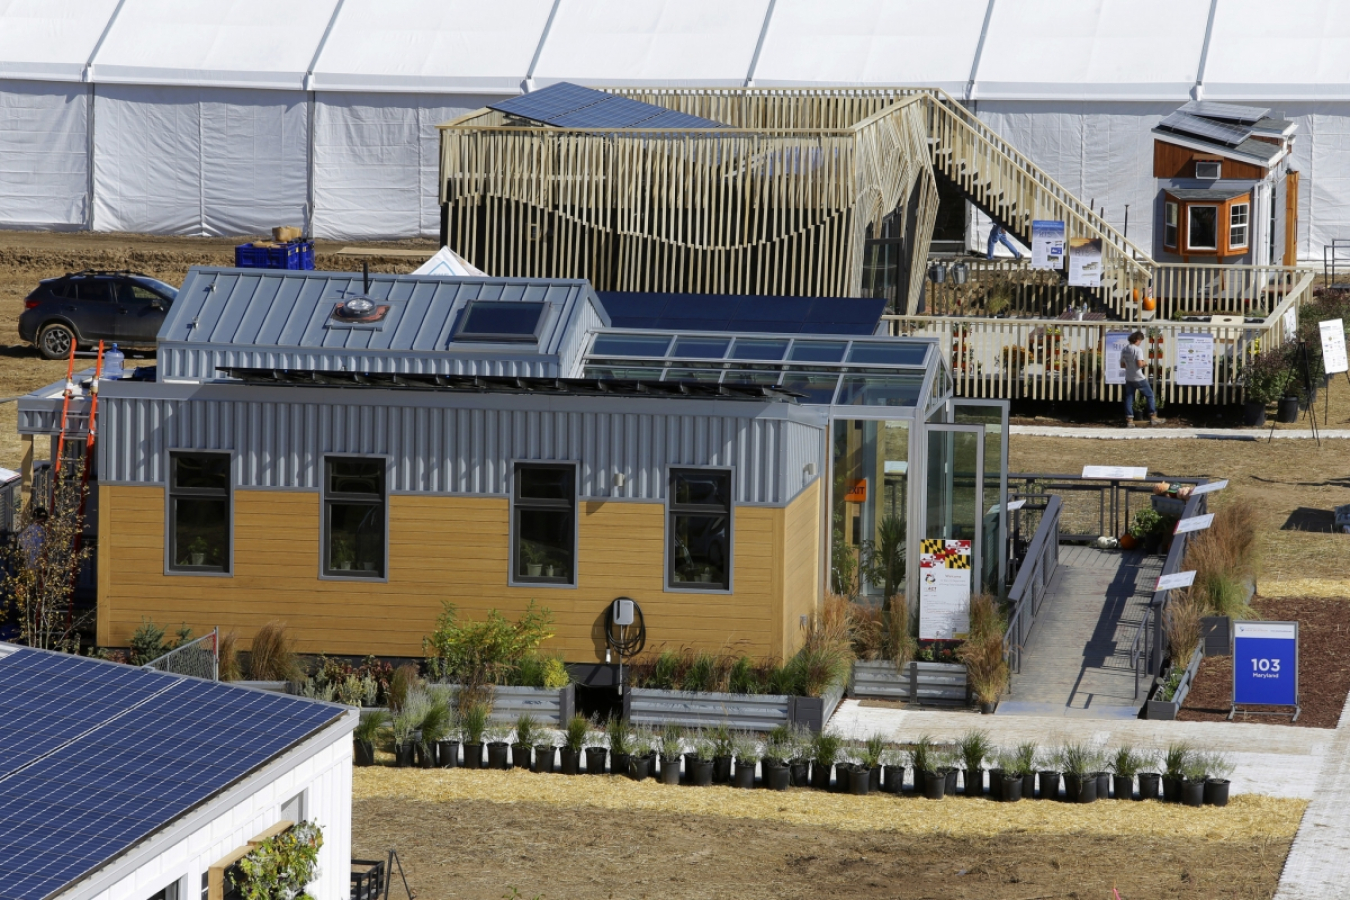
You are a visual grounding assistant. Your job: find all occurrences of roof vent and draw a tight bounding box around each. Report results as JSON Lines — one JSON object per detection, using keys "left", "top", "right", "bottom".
{"left": 331, "top": 295, "right": 390, "bottom": 324}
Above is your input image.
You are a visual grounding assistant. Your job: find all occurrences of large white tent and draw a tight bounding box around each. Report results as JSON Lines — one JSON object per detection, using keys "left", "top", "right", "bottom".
{"left": 0, "top": 0, "right": 1344, "bottom": 258}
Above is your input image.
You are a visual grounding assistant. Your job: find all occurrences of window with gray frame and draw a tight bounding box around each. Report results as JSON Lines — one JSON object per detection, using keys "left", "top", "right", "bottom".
{"left": 668, "top": 469, "right": 731, "bottom": 590}
{"left": 169, "top": 452, "right": 230, "bottom": 572}
{"left": 324, "top": 457, "right": 385, "bottom": 578}
{"left": 513, "top": 464, "right": 575, "bottom": 584}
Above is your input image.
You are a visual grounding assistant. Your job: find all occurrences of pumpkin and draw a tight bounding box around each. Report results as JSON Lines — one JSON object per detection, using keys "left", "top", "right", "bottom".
{"left": 1119, "top": 533, "right": 1138, "bottom": 551}
{"left": 1142, "top": 295, "right": 1157, "bottom": 312}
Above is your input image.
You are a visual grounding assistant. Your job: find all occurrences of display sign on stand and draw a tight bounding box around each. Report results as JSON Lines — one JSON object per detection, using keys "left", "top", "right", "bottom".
{"left": 1068, "top": 238, "right": 1102, "bottom": 287}
{"left": 919, "top": 539, "right": 971, "bottom": 640}
{"left": 1174, "top": 333, "right": 1214, "bottom": 386}
{"left": 1319, "top": 319, "right": 1348, "bottom": 375}
{"left": 1105, "top": 331, "right": 1131, "bottom": 386}
{"left": 1030, "top": 220, "right": 1066, "bottom": 270}
{"left": 1082, "top": 465, "right": 1148, "bottom": 480}
{"left": 1231, "top": 621, "right": 1300, "bottom": 721}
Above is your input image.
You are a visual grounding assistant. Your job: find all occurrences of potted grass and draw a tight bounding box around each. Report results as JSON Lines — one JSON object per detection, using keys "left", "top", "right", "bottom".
{"left": 1162, "top": 743, "right": 1191, "bottom": 803}
{"left": 788, "top": 725, "right": 812, "bottom": 787}
{"left": 810, "top": 730, "right": 842, "bottom": 791}
{"left": 732, "top": 732, "right": 759, "bottom": 789}
{"left": 842, "top": 748, "right": 871, "bottom": 796}
{"left": 860, "top": 732, "right": 886, "bottom": 793}
{"left": 958, "top": 729, "right": 993, "bottom": 797}
{"left": 628, "top": 725, "right": 655, "bottom": 780}
{"left": 1199, "top": 752, "right": 1234, "bottom": 806}
{"left": 1180, "top": 755, "right": 1207, "bottom": 807}
{"left": 560, "top": 714, "right": 587, "bottom": 775}
{"left": 584, "top": 721, "right": 609, "bottom": 775}
{"left": 709, "top": 724, "right": 734, "bottom": 784}
{"left": 1137, "top": 751, "right": 1162, "bottom": 801}
{"left": 460, "top": 702, "right": 489, "bottom": 770}
{"left": 1110, "top": 746, "right": 1144, "bottom": 801}
{"left": 761, "top": 725, "right": 792, "bottom": 792}
{"left": 996, "top": 751, "right": 1024, "bottom": 802}
{"left": 685, "top": 732, "right": 715, "bottom": 787}
{"left": 485, "top": 724, "right": 511, "bottom": 770}
{"left": 658, "top": 725, "right": 684, "bottom": 786}
{"left": 390, "top": 705, "right": 418, "bottom": 768}
{"left": 511, "top": 714, "right": 538, "bottom": 770}
{"left": 353, "top": 710, "right": 386, "bottom": 767}
{"left": 881, "top": 748, "right": 905, "bottom": 793}
{"left": 417, "top": 695, "right": 451, "bottom": 770}
{"left": 531, "top": 732, "right": 556, "bottom": 774}
{"left": 958, "top": 595, "right": 1009, "bottom": 714}
{"left": 910, "top": 734, "right": 944, "bottom": 800}
{"left": 1059, "top": 742, "right": 1097, "bottom": 803}
{"left": 1013, "top": 742, "right": 1038, "bottom": 801}
{"left": 605, "top": 716, "right": 633, "bottom": 778}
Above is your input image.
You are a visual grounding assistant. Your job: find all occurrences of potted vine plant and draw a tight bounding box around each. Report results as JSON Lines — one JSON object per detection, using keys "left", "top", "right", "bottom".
{"left": 460, "top": 702, "right": 489, "bottom": 770}
{"left": 512, "top": 713, "right": 538, "bottom": 770}
{"left": 731, "top": 732, "right": 759, "bottom": 789}
{"left": 331, "top": 533, "right": 356, "bottom": 570}
{"left": 810, "top": 730, "right": 842, "bottom": 791}
{"left": 560, "top": 714, "right": 587, "bottom": 775}
{"left": 658, "top": 725, "right": 684, "bottom": 786}
{"left": 352, "top": 710, "right": 386, "bottom": 767}
{"left": 485, "top": 724, "right": 511, "bottom": 770}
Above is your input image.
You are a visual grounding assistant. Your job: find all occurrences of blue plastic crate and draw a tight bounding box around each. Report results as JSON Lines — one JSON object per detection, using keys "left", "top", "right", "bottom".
{"left": 235, "top": 240, "right": 314, "bottom": 270}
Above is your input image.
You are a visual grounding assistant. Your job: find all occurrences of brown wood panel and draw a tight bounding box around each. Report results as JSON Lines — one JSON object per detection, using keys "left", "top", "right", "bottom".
{"left": 1285, "top": 171, "right": 1300, "bottom": 265}
{"left": 1153, "top": 139, "right": 1266, "bottom": 180}
{"left": 98, "top": 487, "right": 798, "bottom": 662}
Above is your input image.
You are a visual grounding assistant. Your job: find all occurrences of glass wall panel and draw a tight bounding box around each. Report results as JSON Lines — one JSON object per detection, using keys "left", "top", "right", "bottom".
{"left": 954, "top": 402, "right": 1009, "bottom": 595}
{"left": 830, "top": 418, "right": 910, "bottom": 601}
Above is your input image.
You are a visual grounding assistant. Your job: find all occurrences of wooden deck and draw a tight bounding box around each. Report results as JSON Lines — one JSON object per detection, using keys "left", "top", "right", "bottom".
{"left": 997, "top": 545, "right": 1163, "bottom": 719}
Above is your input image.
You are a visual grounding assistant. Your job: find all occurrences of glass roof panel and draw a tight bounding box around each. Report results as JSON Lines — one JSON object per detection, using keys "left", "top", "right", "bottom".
{"left": 788, "top": 341, "right": 847, "bottom": 363}
{"left": 664, "top": 367, "right": 724, "bottom": 383}
{"left": 670, "top": 337, "right": 732, "bottom": 359}
{"left": 836, "top": 373, "right": 925, "bottom": 407}
{"left": 846, "top": 342, "right": 930, "bottom": 367}
{"left": 780, "top": 371, "right": 842, "bottom": 404}
{"left": 590, "top": 334, "right": 673, "bottom": 357}
{"left": 722, "top": 369, "right": 782, "bottom": 386}
{"left": 729, "top": 338, "right": 790, "bottom": 361}
{"left": 454, "top": 301, "right": 546, "bottom": 343}
{"left": 583, "top": 365, "right": 665, "bottom": 380}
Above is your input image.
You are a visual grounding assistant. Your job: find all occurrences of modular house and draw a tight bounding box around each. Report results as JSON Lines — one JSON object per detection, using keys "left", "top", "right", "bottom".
{"left": 17, "top": 268, "right": 1006, "bottom": 669}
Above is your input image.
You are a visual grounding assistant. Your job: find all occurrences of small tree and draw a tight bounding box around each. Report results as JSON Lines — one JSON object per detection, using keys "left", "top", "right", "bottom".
{"left": 423, "top": 601, "right": 554, "bottom": 712}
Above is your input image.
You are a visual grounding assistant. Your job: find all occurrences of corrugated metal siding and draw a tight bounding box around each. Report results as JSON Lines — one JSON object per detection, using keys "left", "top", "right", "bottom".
{"left": 158, "top": 269, "right": 597, "bottom": 379}
{"left": 101, "top": 393, "right": 825, "bottom": 505}
{"left": 557, "top": 293, "right": 609, "bottom": 378}
{"left": 161, "top": 346, "right": 562, "bottom": 380}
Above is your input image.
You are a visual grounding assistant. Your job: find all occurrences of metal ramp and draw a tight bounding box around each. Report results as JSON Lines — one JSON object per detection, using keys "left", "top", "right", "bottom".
{"left": 998, "top": 545, "right": 1162, "bottom": 719}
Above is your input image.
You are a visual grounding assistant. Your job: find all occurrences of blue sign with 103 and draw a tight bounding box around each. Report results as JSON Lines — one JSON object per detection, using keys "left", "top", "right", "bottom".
{"left": 1232, "top": 620, "right": 1298, "bottom": 709}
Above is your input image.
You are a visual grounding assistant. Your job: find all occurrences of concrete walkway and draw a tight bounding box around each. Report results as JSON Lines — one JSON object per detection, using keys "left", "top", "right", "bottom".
{"left": 999, "top": 545, "right": 1160, "bottom": 719}
{"left": 1011, "top": 425, "right": 1350, "bottom": 440}
{"left": 1273, "top": 697, "right": 1350, "bottom": 898}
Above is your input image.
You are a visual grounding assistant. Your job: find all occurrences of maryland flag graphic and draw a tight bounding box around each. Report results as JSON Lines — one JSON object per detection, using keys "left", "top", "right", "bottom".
{"left": 920, "top": 539, "right": 972, "bottom": 569}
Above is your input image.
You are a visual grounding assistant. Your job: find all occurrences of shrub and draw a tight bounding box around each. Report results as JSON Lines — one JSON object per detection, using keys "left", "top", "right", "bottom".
{"left": 129, "top": 619, "right": 193, "bottom": 667}
{"left": 249, "top": 621, "right": 301, "bottom": 682}
{"left": 1164, "top": 589, "right": 1204, "bottom": 663}
{"left": 423, "top": 601, "right": 555, "bottom": 707}
{"left": 217, "top": 631, "right": 242, "bottom": 682}
{"left": 848, "top": 593, "right": 915, "bottom": 670}
{"left": 515, "top": 653, "right": 571, "bottom": 689}
{"left": 1241, "top": 346, "right": 1296, "bottom": 405}
{"left": 958, "top": 594, "right": 1009, "bottom": 706}
{"left": 387, "top": 663, "right": 421, "bottom": 713}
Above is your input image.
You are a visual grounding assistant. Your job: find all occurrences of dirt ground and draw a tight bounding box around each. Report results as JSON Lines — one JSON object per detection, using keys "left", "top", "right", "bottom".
{"left": 1180, "top": 596, "right": 1350, "bottom": 727}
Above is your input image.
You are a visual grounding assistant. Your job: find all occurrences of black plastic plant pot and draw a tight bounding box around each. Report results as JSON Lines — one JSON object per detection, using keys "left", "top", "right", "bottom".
{"left": 559, "top": 748, "right": 581, "bottom": 775}
{"left": 1113, "top": 774, "right": 1134, "bottom": 800}
{"left": 628, "top": 754, "right": 651, "bottom": 781}
{"left": 944, "top": 769, "right": 958, "bottom": 796}
{"left": 462, "top": 742, "right": 483, "bottom": 769}
{"left": 689, "top": 758, "right": 714, "bottom": 786}
{"left": 921, "top": 770, "right": 946, "bottom": 800}
{"left": 532, "top": 747, "right": 555, "bottom": 774}
{"left": 1076, "top": 775, "right": 1098, "bottom": 803}
{"left": 847, "top": 766, "right": 872, "bottom": 796}
{"left": 660, "top": 756, "right": 682, "bottom": 785}
{"left": 1278, "top": 395, "right": 1300, "bottom": 423}
{"left": 1137, "top": 772, "right": 1161, "bottom": 800}
{"left": 1181, "top": 779, "right": 1205, "bottom": 807}
{"left": 1022, "top": 772, "right": 1037, "bottom": 801}
{"left": 354, "top": 739, "right": 375, "bottom": 767}
{"left": 417, "top": 744, "right": 436, "bottom": 769}
{"left": 810, "top": 762, "right": 833, "bottom": 791}
{"left": 1204, "top": 779, "right": 1230, "bottom": 807}
{"left": 1063, "top": 776, "right": 1080, "bottom": 803}
{"left": 487, "top": 743, "right": 510, "bottom": 770}
{"left": 642, "top": 753, "right": 658, "bottom": 781}
{"left": 1038, "top": 771, "right": 1060, "bottom": 800}
{"left": 585, "top": 747, "right": 609, "bottom": 775}
{"left": 395, "top": 744, "right": 415, "bottom": 768}
{"left": 1242, "top": 401, "right": 1267, "bottom": 427}
{"left": 1095, "top": 772, "right": 1111, "bottom": 799}
{"left": 732, "top": 761, "right": 757, "bottom": 789}
{"left": 789, "top": 759, "right": 810, "bottom": 787}
{"left": 1002, "top": 775, "right": 1023, "bottom": 803}
{"left": 437, "top": 740, "right": 460, "bottom": 769}
{"left": 1162, "top": 775, "right": 1180, "bottom": 803}
{"left": 867, "top": 765, "right": 881, "bottom": 793}
{"left": 511, "top": 744, "right": 532, "bottom": 769}
{"left": 977, "top": 768, "right": 994, "bottom": 798}
{"left": 883, "top": 765, "right": 905, "bottom": 794}
{"left": 611, "top": 752, "right": 631, "bottom": 777}
{"left": 713, "top": 755, "right": 733, "bottom": 784}
{"left": 763, "top": 762, "right": 791, "bottom": 791}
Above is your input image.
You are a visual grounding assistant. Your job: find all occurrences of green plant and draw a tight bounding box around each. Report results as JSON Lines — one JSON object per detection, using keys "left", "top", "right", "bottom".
{"left": 460, "top": 702, "right": 490, "bottom": 745}
{"left": 1158, "top": 666, "right": 1185, "bottom": 702}
{"left": 330, "top": 532, "right": 355, "bottom": 565}
{"left": 731, "top": 731, "right": 760, "bottom": 763}
{"left": 908, "top": 734, "right": 936, "bottom": 773}
{"left": 418, "top": 691, "right": 451, "bottom": 748}
{"left": 231, "top": 821, "right": 323, "bottom": 900}
{"left": 629, "top": 724, "right": 655, "bottom": 757}
{"left": 1163, "top": 743, "right": 1193, "bottom": 779}
{"left": 1057, "top": 742, "right": 1097, "bottom": 778}
{"left": 811, "top": 730, "right": 842, "bottom": 768}
{"left": 649, "top": 649, "right": 684, "bottom": 690}
{"left": 128, "top": 619, "right": 193, "bottom": 667}
{"left": 691, "top": 730, "right": 716, "bottom": 761}
{"left": 659, "top": 724, "right": 684, "bottom": 760}
{"left": 514, "top": 653, "right": 572, "bottom": 689}
{"left": 957, "top": 729, "right": 994, "bottom": 775}
{"left": 353, "top": 710, "right": 388, "bottom": 744}
{"left": 605, "top": 716, "right": 633, "bottom": 756}
{"left": 861, "top": 732, "right": 887, "bottom": 769}
{"left": 422, "top": 601, "right": 555, "bottom": 709}
{"left": 958, "top": 594, "right": 1009, "bottom": 705}
{"left": 1110, "top": 746, "right": 1145, "bottom": 778}
{"left": 861, "top": 515, "right": 907, "bottom": 601}
{"left": 513, "top": 713, "right": 539, "bottom": 749}
{"left": 830, "top": 513, "right": 860, "bottom": 598}
{"left": 387, "top": 663, "right": 420, "bottom": 713}
{"left": 485, "top": 723, "right": 512, "bottom": 746}
{"left": 1129, "top": 507, "right": 1165, "bottom": 542}
{"left": 1015, "top": 741, "right": 1039, "bottom": 775}
{"left": 996, "top": 750, "right": 1024, "bottom": 777}
{"left": 1195, "top": 751, "right": 1234, "bottom": 781}
{"left": 1240, "top": 346, "right": 1296, "bottom": 405}
{"left": 764, "top": 724, "right": 792, "bottom": 764}
{"left": 709, "top": 723, "right": 734, "bottom": 758}
{"left": 563, "top": 714, "right": 588, "bottom": 753}
{"left": 390, "top": 707, "right": 418, "bottom": 750}
{"left": 727, "top": 655, "right": 761, "bottom": 694}
{"left": 682, "top": 652, "right": 722, "bottom": 693}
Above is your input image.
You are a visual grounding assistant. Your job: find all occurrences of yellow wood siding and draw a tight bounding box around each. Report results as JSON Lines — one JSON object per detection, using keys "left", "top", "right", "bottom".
{"left": 98, "top": 486, "right": 813, "bottom": 661}
{"left": 780, "top": 478, "right": 822, "bottom": 658}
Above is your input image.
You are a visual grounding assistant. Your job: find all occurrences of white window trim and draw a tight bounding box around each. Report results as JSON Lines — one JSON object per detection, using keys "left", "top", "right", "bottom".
{"left": 1230, "top": 202, "right": 1250, "bottom": 249}
{"left": 1187, "top": 204, "right": 1219, "bottom": 251}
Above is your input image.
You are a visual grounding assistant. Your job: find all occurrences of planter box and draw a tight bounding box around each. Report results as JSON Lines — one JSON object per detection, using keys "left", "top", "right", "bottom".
{"left": 624, "top": 683, "right": 845, "bottom": 733}
{"left": 438, "top": 684, "right": 575, "bottom": 727}
{"left": 1151, "top": 495, "right": 1186, "bottom": 518}
{"left": 790, "top": 684, "right": 845, "bottom": 733}
{"left": 235, "top": 680, "right": 292, "bottom": 694}
{"left": 1145, "top": 645, "right": 1204, "bottom": 720}
{"left": 849, "top": 660, "right": 969, "bottom": 707}
{"left": 850, "top": 660, "right": 911, "bottom": 700}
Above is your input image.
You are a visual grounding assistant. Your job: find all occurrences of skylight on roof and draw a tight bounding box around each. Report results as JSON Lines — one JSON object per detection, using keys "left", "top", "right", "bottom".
{"left": 453, "top": 301, "right": 547, "bottom": 343}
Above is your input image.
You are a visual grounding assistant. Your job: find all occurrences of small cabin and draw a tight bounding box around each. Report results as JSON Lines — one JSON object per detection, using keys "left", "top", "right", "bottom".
{"left": 1152, "top": 100, "right": 1299, "bottom": 265}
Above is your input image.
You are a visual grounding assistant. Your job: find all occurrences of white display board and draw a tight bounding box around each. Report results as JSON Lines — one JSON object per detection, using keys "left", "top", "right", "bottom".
{"left": 919, "top": 540, "right": 971, "bottom": 640}
{"left": 1156, "top": 570, "right": 1197, "bottom": 591}
{"left": 1191, "top": 479, "right": 1228, "bottom": 495}
{"left": 1082, "top": 465, "right": 1148, "bottom": 480}
{"left": 1174, "top": 332, "right": 1214, "bottom": 386}
{"left": 1030, "top": 219, "right": 1065, "bottom": 270}
{"left": 1068, "top": 237, "right": 1103, "bottom": 287}
{"left": 1174, "top": 513, "right": 1215, "bottom": 535}
{"left": 1320, "top": 319, "right": 1348, "bottom": 375}
{"left": 1284, "top": 307, "right": 1298, "bottom": 343}
{"left": 1105, "top": 332, "right": 1131, "bottom": 385}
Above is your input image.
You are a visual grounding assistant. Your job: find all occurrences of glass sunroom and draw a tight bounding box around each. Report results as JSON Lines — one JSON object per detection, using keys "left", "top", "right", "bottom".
{"left": 582, "top": 331, "right": 1010, "bottom": 609}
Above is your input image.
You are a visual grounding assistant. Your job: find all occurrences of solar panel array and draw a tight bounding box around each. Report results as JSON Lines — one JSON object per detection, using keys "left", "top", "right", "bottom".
{"left": 1178, "top": 100, "right": 1271, "bottom": 125}
{"left": 489, "top": 82, "right": 724, "bottom": 131}
{"left": 0, "top": 648, "right": 343, "bottom": 900}
{"left": 596, "top": 292, "right": 888, "bottom": 335}
{"left": 1157, "top": 111, "right": 1252, "bottom": 148}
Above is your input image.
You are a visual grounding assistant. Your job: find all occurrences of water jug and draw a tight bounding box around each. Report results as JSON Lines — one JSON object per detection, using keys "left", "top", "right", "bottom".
{"left": 103, "top": 344, "right": 125, "bottom": 380}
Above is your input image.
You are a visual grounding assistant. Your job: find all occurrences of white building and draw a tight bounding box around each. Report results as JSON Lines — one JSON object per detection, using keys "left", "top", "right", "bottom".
{"left": 0, "top": 644, "right": 356, "bottom": 900}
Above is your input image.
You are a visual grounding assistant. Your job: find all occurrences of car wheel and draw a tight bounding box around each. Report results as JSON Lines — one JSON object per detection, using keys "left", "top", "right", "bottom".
{"left": 37, "top": 323, "right": 76, "bottom": 360}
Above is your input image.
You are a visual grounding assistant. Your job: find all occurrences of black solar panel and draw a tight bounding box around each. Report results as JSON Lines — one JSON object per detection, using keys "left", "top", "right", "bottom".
{"left": 1179, "top": 100, "right": 1270, "bottom": 125}
{"left": 0, "top": 648, "right": 344, "bottom": 900}
{"left": 489, "top": 82, "right": 724, "bottom": 131}
{"left": 596, "top": 292, "right": 886, "bottom": 335}
{"left": 1157, "top": 111, "right": 1252, "bottom": 148}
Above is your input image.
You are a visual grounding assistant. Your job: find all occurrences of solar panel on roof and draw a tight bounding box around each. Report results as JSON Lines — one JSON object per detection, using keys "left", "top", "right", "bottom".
{"left": 1179, "top": 100, "right": 1271, "bottom": 125}
{"left": 488, "top": 81, "right": 724, "bottom": 130}
{"left": 1157, "top": 111, "right": 1252, "bottom": 148}
{"left": 594, "top": 292, "right": 887, "bottom": 335}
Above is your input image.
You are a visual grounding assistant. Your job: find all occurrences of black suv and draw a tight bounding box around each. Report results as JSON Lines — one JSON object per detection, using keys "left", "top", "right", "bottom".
{"left": 20, "top": 270, "right": 178, "bottom": 359}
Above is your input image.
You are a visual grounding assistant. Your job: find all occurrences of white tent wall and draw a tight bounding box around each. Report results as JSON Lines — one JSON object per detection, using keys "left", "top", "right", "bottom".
{"left": 0, "top": 80, "right": 89, "bottom": 229}
{"left": 311, "top": 92, "right": 505, "bottom": 240}
{"left": 91, "top": 85, "right": 309, "bottom": 236}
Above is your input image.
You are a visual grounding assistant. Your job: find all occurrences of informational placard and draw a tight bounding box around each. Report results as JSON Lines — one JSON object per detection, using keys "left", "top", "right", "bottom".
{"left": 1283, "top": 306, "right": 1298, "bottom": 343}
{"left": 1156, "top": 570, "right": 1197, "bottom": 591}
{"left": 1068, "top": 237, "right": 1103, "bottom": 287}
{"left": 1191, "top": 479, "right": 1228, "bottom": 495}
{"left": 1233, "top": 621, "right": 1299, "bottom": 710}
{"left": 1104, "top": 332, "right": 1132, "bottom": 386}
{"left": 1082, "top": 465, "right": 1148, "bottom": 480}
{"left": 919, "top": 539, "right": 971, "bottom": 640}
{"left": 1174, "top": 332, "right": 1214, "bottom": 386}
{"left": 1174, "top": 513, "right": 1214, "bottom": 535}
{"left": 1030, "top": 220, "right": 1066, "bottom": 270}
{"left": 1319, "top": 319, "right": 1348, "bottom": 375}
{"left": 1006, "top": 499, "right": 1027, "bottom": 512}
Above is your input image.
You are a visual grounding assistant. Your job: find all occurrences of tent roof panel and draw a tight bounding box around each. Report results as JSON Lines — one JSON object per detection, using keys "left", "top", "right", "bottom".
{"left": 531, "top": 0, "right": 770, "bottom": 86}
{"left": 0, "top": 0, "right": 121, "bottom": 82}
{"left": 1203, "top": 0, "right": 1350, "bottom": 99}
{"left": 975, "top": 0, "right": 1211, "bottom": 100}
{"left": 310, "top": 0, "right": 555, "bottom": 93}
{"left": 752, "top": 0, "right": 986, "bottom": 91}
{"left": 91, "top": 0, "right": 340, "bottom": 89}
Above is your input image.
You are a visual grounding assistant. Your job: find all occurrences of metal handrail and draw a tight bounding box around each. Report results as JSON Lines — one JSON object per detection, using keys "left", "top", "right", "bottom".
{"left": 1130, "top": 606, "right": 1152, "bottom": 700}
{"left": 1004, "top": 494, "right": 1062, "bottom": 676}
{"left": 1147, "top": 488, "right": 1210, "bottom": 678}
